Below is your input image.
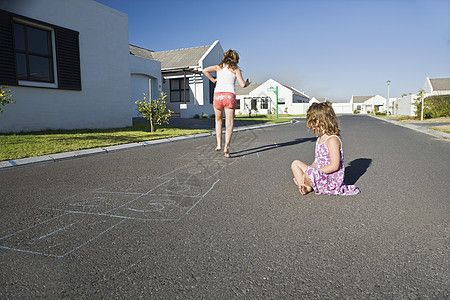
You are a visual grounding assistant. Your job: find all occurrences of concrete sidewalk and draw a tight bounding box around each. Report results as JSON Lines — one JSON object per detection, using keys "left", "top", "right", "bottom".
{"left": 0, "top": 119, "right": 295, "bottom": 170}
{"left": 369, "top": 115, "right": 450, "bottom": 140}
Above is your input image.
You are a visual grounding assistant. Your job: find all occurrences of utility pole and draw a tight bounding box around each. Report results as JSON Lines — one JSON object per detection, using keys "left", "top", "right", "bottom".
{"left": 420, "top": 90, "right": 424, "bottom": 121}
{"left": 386, "top": 80, "right": 391, "bottom": 115}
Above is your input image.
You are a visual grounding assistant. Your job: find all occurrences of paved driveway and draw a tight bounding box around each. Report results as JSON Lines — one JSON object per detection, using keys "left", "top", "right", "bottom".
{"left": 0, "top": 115, "right": 448, "bottom": 298}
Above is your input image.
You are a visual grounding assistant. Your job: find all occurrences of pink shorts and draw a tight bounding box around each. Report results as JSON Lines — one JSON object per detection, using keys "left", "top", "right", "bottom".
{"left": 213, "top": 92, "right": 236, "bottom": 109}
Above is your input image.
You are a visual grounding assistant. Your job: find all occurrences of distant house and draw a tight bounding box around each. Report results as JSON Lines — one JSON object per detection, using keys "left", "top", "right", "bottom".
{"left": 422, "top": 77, "right": 450, "bottom": 97}
{"left": 309, "top": 97, "right": 327, "bottom": 103}
{"left": 235, "top": 79, "right": 309, "bottom": 115}
{"left": 392, "top": 77, "right": 450, "bottom": 117}
{"left": 0, "top": 0, "right": 132, "bottom": 133}
{"left": 351, "top": 95, "right": 386, "bottom": 113}
{"left": 130, "top": 40, "right": 223, "bottom": 118}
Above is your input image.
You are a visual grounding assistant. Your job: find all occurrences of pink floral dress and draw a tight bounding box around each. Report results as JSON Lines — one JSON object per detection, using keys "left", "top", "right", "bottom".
{"left": 306, "top": 135, "right": 360, "bottom": 196}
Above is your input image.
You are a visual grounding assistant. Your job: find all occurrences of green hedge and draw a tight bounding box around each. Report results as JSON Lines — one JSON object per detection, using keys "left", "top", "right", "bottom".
{"left": 415, "top": 94, "right": 450, "bottom": 119}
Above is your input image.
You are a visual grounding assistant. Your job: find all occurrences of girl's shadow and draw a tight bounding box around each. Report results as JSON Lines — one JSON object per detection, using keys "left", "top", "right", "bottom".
{"left": 231, "top": 137, "right": 316, "bottom": 158}
{"left": 344, "top": 158, "right": 372, "bottom": 185}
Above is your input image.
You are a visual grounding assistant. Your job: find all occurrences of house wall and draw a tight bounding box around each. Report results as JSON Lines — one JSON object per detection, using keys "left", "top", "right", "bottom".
{"left": 130, "top": 55, "right": 162, "bottom": 118}
{"left": 0, "top": 0, "right": 131, "bottom": 132}
{"left": 199, "top": 40, "right": 223, "bottom": 107}
{"left": 332, "top": 103, "right": 353, "bottom": 114}
{"left": 397, "top": 94, "right": 417, "bottom": 116}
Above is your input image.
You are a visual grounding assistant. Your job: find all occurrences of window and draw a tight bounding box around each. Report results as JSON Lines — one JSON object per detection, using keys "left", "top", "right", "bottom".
{"left": 251, "top": 98, "right": 257, "bottom": 111}
{"left": 236, "top": 98, "right": 240, "bottom": 109}
{"left": 170, "top": 78, "right": 189, "bottom": 103}
{"left": 14, "top": 22, "right": 53, "bottom": 82}
{"left": 0, "top": 9, "right": 81, "bottom": 90}
{"left": 261, "top": 97, "right": 269, "bottom": 109}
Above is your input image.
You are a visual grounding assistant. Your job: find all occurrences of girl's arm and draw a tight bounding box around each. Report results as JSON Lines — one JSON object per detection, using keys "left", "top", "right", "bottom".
{"left": 318, "top": 136, "right": 341, "bottom": 174}
{"left": 235, "top": 68, "right": 251, "bottom": 88}
{"left": 202, "top": 65, "right": 218, "bottom": 83}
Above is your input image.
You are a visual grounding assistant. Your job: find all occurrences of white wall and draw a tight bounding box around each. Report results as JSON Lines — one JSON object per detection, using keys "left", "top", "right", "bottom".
{"left": 130, "top": 55, "right": 162, "bottom": 118}
{"left": 0, "top": 0, "right": 131, "bottom": 132}
{"left": 397, "top": 94, "right": 417, "bottom": 116}
{"left": 332, "top": 103, "right": 353, "bottom": 114}
{"left": 199, "top": 40, "right": 223, "bottom": 107}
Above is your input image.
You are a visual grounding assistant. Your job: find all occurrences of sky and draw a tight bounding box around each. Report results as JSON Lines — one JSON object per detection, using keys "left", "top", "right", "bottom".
{"left": 95, "top": 0, "right": 449, "bottom": 102}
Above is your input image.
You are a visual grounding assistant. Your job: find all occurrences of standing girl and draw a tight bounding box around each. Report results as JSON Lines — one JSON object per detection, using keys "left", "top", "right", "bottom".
{"left": 291, "top": 102, "right": 360, "bottom": 195}
{"left": 202, "top": 49, "right": 251, "bottom": 158}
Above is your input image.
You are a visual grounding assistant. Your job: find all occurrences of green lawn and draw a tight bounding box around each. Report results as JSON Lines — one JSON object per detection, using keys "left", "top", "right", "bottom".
{"left": 0, "top": 122, "right": 209, "bottom": 161}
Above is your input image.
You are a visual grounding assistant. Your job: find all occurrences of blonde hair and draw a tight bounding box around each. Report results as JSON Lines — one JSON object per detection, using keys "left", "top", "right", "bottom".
{"left": 306, "top": 101, "right": 340, "bottom": 137}
{"left": 219, "top": 49, "right": 239, "bottom": 70}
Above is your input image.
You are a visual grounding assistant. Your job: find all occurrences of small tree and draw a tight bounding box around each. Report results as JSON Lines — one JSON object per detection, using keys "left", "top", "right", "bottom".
{"left": 0, "top": 86, "right": 15, "bottom": 114}
{"left": 135, "top": 92, "right": 173, "bottom": 132}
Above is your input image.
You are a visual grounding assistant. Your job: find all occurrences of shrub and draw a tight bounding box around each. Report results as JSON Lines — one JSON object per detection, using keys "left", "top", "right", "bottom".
{"left": 201, "top": 113, "right": 208, "bottom": 118}
{"left": 193, "top": 114, "right": 200, "bottom": 119}
{"left": 0, "top": 85, "right": 15, "bottom": 114}
{"left": 135, "top": 92, "right": 172, "bottom": 132}
{"left": 415, "top": 94, "right": 450, "bottom": 119}
{"left": 353, "top": 110, "right": 360, "bottom": 114}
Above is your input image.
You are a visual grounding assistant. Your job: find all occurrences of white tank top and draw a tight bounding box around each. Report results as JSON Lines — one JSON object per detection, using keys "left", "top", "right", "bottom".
{"left": 214, "top": 65, "right": 236, "bottom": 94}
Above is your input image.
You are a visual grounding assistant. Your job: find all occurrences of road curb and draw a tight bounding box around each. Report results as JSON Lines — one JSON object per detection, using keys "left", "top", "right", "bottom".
{"left": 369, "top": 115, "right": 450, "bottom": 140}
{"left": 1, "top": 121, "right": 294, "bottom": 170}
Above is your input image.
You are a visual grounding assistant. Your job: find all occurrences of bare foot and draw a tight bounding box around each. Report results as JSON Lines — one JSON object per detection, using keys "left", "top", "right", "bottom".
{"left": 299, "top": 184, "right": 312, "bottom": 195}
{"left": 224, "top": 149, "right": 230, "bottom": 158}
{"left": 215, "top": 146, "right": 221, "bottom": 151}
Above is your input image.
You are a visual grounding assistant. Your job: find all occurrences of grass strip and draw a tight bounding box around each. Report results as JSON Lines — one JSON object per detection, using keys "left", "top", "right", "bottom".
{"left": 428, "top": 125, "right": 450, "bottom": 134}
{"left": 0, "top": 122, "right": 209, "bottom": 161}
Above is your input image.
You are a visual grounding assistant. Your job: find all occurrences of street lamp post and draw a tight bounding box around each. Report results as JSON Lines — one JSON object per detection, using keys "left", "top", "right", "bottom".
{"left": 386, "top": 80, "right": 391, "bottom": 115}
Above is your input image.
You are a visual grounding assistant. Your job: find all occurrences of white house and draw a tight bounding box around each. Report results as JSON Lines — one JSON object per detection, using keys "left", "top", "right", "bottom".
{"left": 422, "top": 77, "right": 450, "bottom": 97}
{"left": 391, "top": 77, "right": 450, "bottom": 117}
{"left": 351, "top": 95, "right": 387, "bottom": 114}
{"left": 0, "top": 0, "right": 132, "bottom": 132}
{"left": 309, "top": 97, "right": 327, "bottom": 103}
{"left": 130, "top": 41, "right": 224, "bottom": 119}
{"left": 235, "top": 79, "right": 310, "bottom": 115}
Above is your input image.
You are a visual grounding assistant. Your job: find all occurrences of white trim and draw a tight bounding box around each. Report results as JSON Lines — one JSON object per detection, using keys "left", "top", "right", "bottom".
{"left": 199, "top": 40, "right": 219, "bottom": 69}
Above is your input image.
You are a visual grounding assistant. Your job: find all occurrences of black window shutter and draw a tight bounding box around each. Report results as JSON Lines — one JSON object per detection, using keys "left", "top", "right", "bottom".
{"left": 55, "top": 26, "right": 81, "bottom": 90}
{"left": 0, "top": 10, "right": 18, "bottom": 85}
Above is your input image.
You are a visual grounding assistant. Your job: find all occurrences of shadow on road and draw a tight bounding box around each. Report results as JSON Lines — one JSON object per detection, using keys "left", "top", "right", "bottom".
{"left": 231, "top": 137, "right": 316, "bottom": 158}
{"left": 344, "top": 158, "right": 372, "bottom": 185}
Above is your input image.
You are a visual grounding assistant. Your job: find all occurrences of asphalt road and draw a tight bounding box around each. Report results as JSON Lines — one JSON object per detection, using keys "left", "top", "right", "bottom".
{"left": 1, "top": 115, "right": 449, "bottom": 299}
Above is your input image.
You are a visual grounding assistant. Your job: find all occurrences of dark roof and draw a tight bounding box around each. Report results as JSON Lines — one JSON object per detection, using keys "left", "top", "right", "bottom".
{"left": 352, "top": 96, "right": 373, "bottom": 103}
{"left": 235, "top": 84, "right": 261, "bottom": 95}
{"left": 130, "top": 44, "right": 210, "bottom": 70}
{"left": 430, "top": 78, "right": 450, "bottom": 91}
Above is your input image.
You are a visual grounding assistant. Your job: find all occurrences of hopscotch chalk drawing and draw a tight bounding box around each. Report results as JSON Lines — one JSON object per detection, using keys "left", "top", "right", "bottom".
{"left": 0, "top": 155, "right": 237, "bottom": 259}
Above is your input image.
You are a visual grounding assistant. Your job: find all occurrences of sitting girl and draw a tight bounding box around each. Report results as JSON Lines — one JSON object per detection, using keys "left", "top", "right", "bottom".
{"left": 291, "top": 102, "right": 360, "bottom": 196}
